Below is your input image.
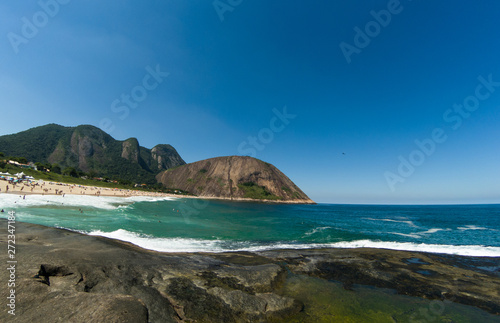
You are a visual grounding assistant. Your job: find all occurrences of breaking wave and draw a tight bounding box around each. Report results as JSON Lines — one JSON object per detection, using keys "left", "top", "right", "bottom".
{"left": 0, "top": 194, "right": 177, "bottom": 210}
{"left": 85, "top": 229, "right": 500, "bottom": 257}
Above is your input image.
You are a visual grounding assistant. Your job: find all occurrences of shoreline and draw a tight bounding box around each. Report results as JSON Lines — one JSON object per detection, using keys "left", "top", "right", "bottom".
{"left": 172, "top": 194, "right": 316, "bottom": 204}
{"left": 0, "top": 219, "right": 499, "bottom": 321}
{"left": 1, "top": 192, "right": 499, "bottom": 257}
{"left": 0, "top": 179, "right": 179, "bottom": 198}
{"left": 0, "top": 180, "right": 315, "bottom": 204}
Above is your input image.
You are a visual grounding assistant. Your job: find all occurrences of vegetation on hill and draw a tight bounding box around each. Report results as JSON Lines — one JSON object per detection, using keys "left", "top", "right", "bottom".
{"left": 1, "top": 127, "right": 313, "bottom": 202}
{"left": 0, "top": 157, "right": 191, "bottom": 194}
{"left": 0, "top": 124, "right": 185, "bottom": 185}
{"left": 237, "top": 182, "right": 282, "bottom": 200}
{"left": 0, "top": 124, "right": 72, "bottom": 162}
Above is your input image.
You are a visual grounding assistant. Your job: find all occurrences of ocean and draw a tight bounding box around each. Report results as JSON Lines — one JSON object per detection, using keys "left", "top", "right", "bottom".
{"left": 1, "top": 194, "right": 499, "bottom": 256}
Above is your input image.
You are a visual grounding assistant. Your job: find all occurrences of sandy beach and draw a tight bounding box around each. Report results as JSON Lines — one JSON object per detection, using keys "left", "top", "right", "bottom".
{"left": 0, "top": 179, "right": 178, "bottom": 198}
{"left": 0, "top": 179, "right": 317, "bottom": 204}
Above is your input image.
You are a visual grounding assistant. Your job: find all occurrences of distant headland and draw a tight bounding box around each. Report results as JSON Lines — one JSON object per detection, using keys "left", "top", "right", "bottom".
{"left": 157, "top": 156, "right": 315, "bottom": 204}
{"left": 0, "top": 124, "right": 314, "bottom": 203}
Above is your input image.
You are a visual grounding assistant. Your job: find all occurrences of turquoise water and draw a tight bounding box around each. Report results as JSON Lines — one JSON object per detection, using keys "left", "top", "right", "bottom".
{"left": 1, "top": 194, "right": 499, "bottom": 255}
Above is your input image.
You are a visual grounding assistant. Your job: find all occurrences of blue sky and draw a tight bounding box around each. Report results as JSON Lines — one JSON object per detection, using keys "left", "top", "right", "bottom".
{"left": 1, "top": 1, "right": 500, "bottom": 204}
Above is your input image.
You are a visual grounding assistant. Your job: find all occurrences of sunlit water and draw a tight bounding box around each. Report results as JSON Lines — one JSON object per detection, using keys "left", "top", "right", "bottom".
{"left": 1, "top": 194, "right": 499, "bottom": 256}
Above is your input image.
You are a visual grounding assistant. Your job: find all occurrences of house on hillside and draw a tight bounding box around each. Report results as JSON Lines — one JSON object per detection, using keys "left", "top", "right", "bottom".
{"left": 8, "top": 160, "right": 37, "bottom": 170}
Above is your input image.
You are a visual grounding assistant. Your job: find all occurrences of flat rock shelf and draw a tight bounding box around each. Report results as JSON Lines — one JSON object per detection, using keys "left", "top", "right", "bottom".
{"left": 1, "top": 219, "right": 499, "bottom": 322}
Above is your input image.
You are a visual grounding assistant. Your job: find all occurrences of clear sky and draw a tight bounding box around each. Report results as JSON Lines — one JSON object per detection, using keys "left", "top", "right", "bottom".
{"left": 1, "top": 1, "right": 499, "bottom": 204}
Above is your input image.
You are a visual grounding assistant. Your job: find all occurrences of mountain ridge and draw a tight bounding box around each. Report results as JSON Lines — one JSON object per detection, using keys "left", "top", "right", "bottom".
{"left": 1, "top": 124, "right": 314, "bottom": 203}
{"left": 0, "top": 123, "right": 185, "bottom": 184}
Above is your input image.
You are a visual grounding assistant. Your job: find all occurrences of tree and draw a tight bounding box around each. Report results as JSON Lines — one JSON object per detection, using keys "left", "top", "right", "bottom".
{"left": 35, "top": 162, "right": 45, "bottom": 171}
{"left": 52, "top": 164, "right": 61, "bottom": 174}
{"left": 0, "top": 152, "right": 4, "bottom": 158}
{"left": 62, "top": 167, "right": 78, "bottom": 177}
{"left": 88, "top": 169, "right": 98, "bottom": 179}
{"left": 118, "top": 179, "right": 133, "bottom": 186}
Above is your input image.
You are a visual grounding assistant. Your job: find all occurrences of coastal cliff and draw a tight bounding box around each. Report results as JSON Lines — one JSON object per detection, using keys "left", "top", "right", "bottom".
{"left": 156, "top": 156, "right": 315, "bottom": 203}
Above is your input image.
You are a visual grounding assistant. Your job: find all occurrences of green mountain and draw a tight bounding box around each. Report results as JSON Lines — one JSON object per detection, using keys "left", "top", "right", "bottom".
{"left": 156, "top": 156, "right": 315, "bottom": 203}
{"left": 0, "top": 124, "right": 185, "bottom": 184}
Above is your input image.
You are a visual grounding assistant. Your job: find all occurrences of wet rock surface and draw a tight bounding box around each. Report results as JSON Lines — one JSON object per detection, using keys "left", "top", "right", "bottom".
{"left": 1, "top": 219, "right": 499, "bottom": 322}
{"left": 259, "top": 248, "right": 500, "bottom": 315}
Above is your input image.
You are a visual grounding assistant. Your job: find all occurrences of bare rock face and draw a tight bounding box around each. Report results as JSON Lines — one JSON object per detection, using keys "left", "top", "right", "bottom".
{"left": 121, "top": 138, "right": 140, "bottom": 163}
{"left": 150, "top": 144, "right": 185, "bottom": 171}
{"left": 70, "top": 127, "right": 104, "bottom": 172}
{"left": 156, "top": 156, "right": 315, "bottom": 203}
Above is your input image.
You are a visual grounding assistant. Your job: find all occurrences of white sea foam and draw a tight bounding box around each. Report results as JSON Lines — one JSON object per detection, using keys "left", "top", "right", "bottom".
{"left": 388, "top": 232, "right": 422, "bottom": 239}
{"left": 0, "top": 194, "right": 177, "bottom": 210}
{"left": 123, "top": 196, "right": 178, "bottom": 203}
{"left": 389, "top": 228, "right": 452, "bottom": 239}
{"left": 85, "top": 229, "right": 500, "bottom": 257}
{"left": 87, "top": 229, "right": 230, "bottom": 253}
{"left": 364, "top": 217, "right": 418, "bottom": 228}
{"left": 419, "top": 228, "right": 450, "bottom": 234}
{"left": 457, "top": 225, "right": 489, "bottom": 231}
{"left": 304, "top": 226, "right": 331, "bottom": 236}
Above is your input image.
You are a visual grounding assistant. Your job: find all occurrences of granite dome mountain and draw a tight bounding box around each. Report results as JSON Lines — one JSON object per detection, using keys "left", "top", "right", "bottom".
{"left": 0, "top": 124, "right": 185, "bottom": 184}
{"left": 157, "top": 156, "right": 315, "bottom": 203}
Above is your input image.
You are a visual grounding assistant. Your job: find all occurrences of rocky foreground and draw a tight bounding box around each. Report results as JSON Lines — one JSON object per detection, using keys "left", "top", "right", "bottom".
{"left": 1, "top": 219, "right": 499, "bottom": 322}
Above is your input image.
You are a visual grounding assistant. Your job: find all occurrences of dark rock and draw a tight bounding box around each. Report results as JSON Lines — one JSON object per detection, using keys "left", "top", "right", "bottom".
{"left": 34, "top": 264, "right": 74, "bottom": 285}
{"left": 212, "top": 263, "right": 286, "bottom": 293}
{"left": 165, "top": 278, "right": 237, "bottom": 322}
{"left": 1, "top": 220, "right": 499, "bottom": 322}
